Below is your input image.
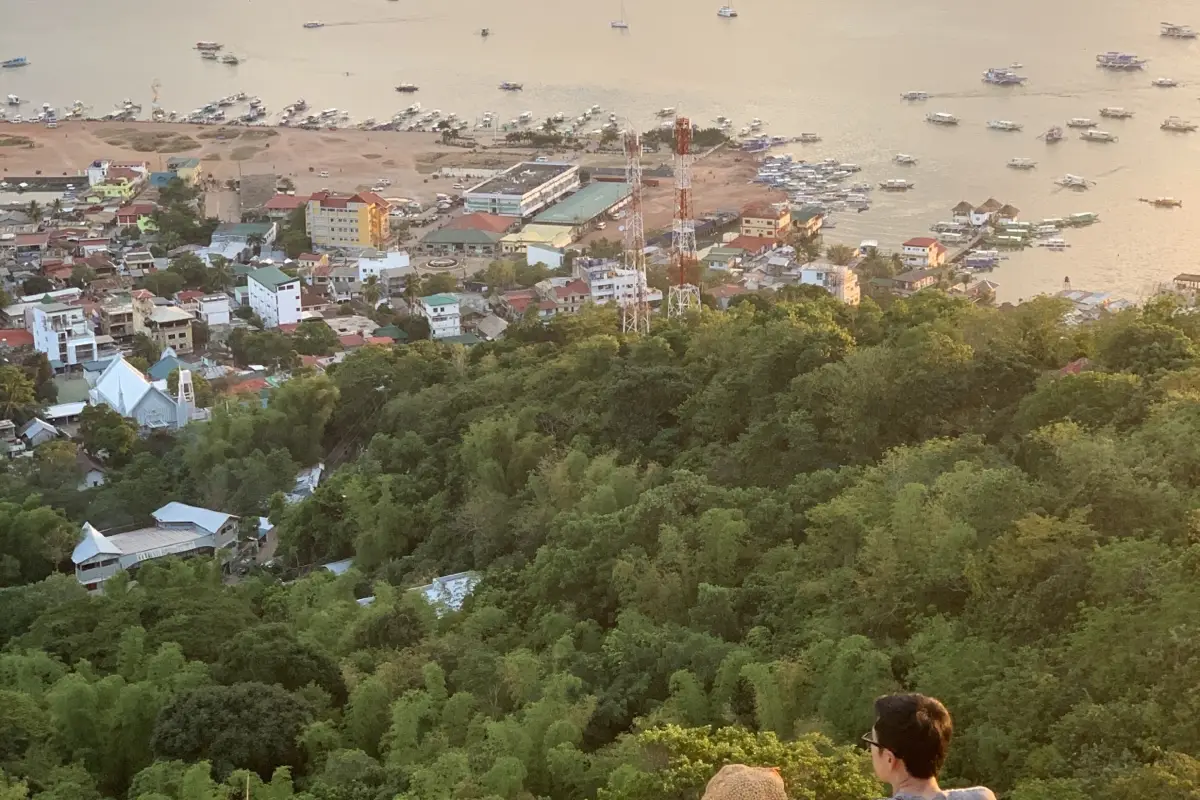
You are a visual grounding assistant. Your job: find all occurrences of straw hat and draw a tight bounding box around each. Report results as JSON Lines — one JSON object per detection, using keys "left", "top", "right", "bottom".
{"left": 701, "top": 764, "right": 788, "bottom": 800}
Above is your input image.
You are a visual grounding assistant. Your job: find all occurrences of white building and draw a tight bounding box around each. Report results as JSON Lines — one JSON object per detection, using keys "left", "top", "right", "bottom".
{"left": 248, "top": 265, "right": 302, "bottom": 329}
{"left": 581, "top": 263, "right": 663, "bottom": 306}
{"left": 901, "top": 237, "right": 948, "bottom": 269}
{"left": 88, "top": 355, "right": 200, "bottom": 430}
{"left": 798, "top": 263, "right": 861, "bottom": 306}
{"left": 418, "top": 293, "right": 462, "bottom": 339}
{"left": 71, "top": 502, "right": 241, "bottom": 593}
{"left": 527, "top": 243, "right": 565, "bottom": 270}
{"left": 463, "top": 162, "right": 581, "bottom": 218}
{"left": 25, "top": 302, "right": 98, "bottom": 367}
{"left": 357, "top": 249, "right": 411, "bottom": 282}
{"left": 197, "top": 294, "right": 231, "bottom": 326}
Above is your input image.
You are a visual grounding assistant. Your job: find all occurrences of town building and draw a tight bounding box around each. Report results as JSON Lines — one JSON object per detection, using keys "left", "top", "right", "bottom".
{"left": 892, "top": 268, "right": 939, "bottom": 295}
{"left": 798, "top": 262, "right": 861, "bottom": 306}
{"left": 88, "top": 355, "right": 201, "bottom": 430}
{"left": 305, "top": 191, "right": 389, "bottom": 250}
{"left": 142, "top": 304, "right": 195, "bottom": 355}
{"left": 356, "top": 249, "right": 411, "bottom": 282}
{"left": 72, "top": 502, "right": 240, "bottom": 593}
{"left": 579, "top": 263, "right": 663, "bottom": 307}
{"left": 500, "top": 224, "right": 576, "bottom": 255}
{"left": 418, "top": 213, "right": 517, "bottom": 256}
{"left": 463, "top": 162, "right": 581, "bottom": 218}
{"left": 248, "top": 265, "right": 302, "bottom": 329}
{"left": 26, "top": 301, "right": 99, "bottom": 368}
{"left": 99, "top": 296, "right": 137, "bottom": 343}
{"left": 115, "top": 203, "right": 157, "bottom": 231}
{"left": 208, "top": 222, "right": 278, "bottom": 262}
{"left": 901, "top": 237, "right": 949, "bottom": 268}
{"left": 527, "top": 243, "right": 565, "bottom": 269}
{"left": 740, "top": 203, "right": 792, "bottom": 240}
{"left": 702, "top": 246, "right": 746, "bottom": 271}
{"left": 165, "top": 157, "right": 203, "bottom": 186}
{"left": 531, "top": 181, "right": 632, "bottom": 236}
{"left": 263, "top": 193, "right": 311, "bottom": 220}
{"left": 971, "top": 198, "right": 1004, "bottom": 227}
{"left": 196, "top": 294, "right": 231, "bottom": 326}
{"left": 418, "top": 293, "right": 462, "bottom": 339}
{"left": 790, "top": 205, "right": 825, "bottom": 238}
{"left": 951, "top": 201, "right": 975, "bottom": 225}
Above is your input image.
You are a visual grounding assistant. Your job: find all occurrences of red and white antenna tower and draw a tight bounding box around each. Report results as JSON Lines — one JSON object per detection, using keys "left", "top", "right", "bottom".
{"left": 621, "top": 129, "right": 650, "bottom": 334}
{"left": 668, "top": 116, "right": 701, "bottom": 317}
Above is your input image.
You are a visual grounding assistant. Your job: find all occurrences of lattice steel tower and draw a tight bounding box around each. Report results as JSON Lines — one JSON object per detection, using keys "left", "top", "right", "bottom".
{"left": 621, "top": 129, "right": 650, "bottom": 334}
{"left": 667, "top": 116, "right": 701, "bottom": 317}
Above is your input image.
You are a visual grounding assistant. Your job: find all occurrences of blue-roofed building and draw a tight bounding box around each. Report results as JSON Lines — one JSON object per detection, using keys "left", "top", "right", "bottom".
{"left": 323, "top": 558, "right": 353, "bottom": 576}
{"left": 147, "top": 352, "right": 197, "bottom": 382}
{"left": 149, "top": 172, "right": 176, "bottom": 189}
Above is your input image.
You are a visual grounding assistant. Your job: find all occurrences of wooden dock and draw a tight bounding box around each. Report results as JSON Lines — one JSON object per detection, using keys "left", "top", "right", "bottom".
{"left": 947, "top": 232, "right": 987, "bottom": 264}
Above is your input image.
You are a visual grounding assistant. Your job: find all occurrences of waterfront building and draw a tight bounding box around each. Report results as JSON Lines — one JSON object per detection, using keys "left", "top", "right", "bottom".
{"left": 248, "top": 265, "right": 302, "bottom": 328}
{"left": 305, "top": 191, "right": 389, "bottom": 250}
{"left": 740, "top": 203, "right": 792, "bottom": 240}
{"left": 901, "top": 237, "right": 949, "bottom": 268}
{"left": 462, "top": 162, "right": 580, "bottom": 218}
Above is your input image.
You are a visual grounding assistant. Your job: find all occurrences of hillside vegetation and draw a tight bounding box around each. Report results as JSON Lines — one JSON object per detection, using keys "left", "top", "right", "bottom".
{"left": 4, "top": 289, "right": 1200, "bottom": 800}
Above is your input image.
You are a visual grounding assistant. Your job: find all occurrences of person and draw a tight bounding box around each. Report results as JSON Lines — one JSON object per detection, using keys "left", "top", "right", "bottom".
{"left": 862, "top": 693, "right": 995, "bottom": 800}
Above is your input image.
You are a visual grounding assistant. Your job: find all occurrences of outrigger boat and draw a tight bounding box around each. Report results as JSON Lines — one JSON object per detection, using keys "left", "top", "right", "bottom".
{"left": 901, "top": 91, "right": 929, "bottom": 101}
{"left": 1151, "top": 77, "right": 1178, "bottom": 87}
{"left": 395, "top": 84, "right": 419, "bottom": 92}
{"left": 987, "top": 120, "right": 1023, "bottom": 131}
{"left": 499, "top": 82, "right": 523, "bottom": 91}
{"left": 1080, "top": 129, "right": 1117, "bottom": 142}
{"left": 1100, "top": 107, "right": 1134, "bottom": 119}
{"left": 1161, "top": 22, "right": 1197, "bottom": 38}
{"left": 1162, "top": 116, "right": 1197, "bottom": 132}
{"left": 1139, "top": 197, "right": 1183, "bottom": 207}
{"left": 1056, "top": 174, "right": 1095, "bottom": 189}
{"left": 1039, "top": 126, "right": 1065, "bottom": 142}
{"left": 1096, "top": 52, "right": 1147, "bottom": 70}
{"left": 1007, "top": 158, "right": 1037, "bottom": 169}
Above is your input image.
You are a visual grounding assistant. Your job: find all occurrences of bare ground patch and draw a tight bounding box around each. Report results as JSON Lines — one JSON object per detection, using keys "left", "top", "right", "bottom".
{"left": 230, "top": 145, "right": 263, "bottom": 161}
{"left": 363, "top": 153, "right": 383, "bottom": 160}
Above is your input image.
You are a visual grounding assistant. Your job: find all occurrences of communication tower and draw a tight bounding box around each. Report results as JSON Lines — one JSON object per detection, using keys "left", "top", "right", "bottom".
{"left": 621, "top": 129, "right": 650, "bottom": 334}
{"left": 667, "top": 116, "right": 701, "bottom": 317}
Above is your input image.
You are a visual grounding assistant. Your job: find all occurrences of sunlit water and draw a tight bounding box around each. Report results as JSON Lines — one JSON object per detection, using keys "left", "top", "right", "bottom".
{"left": 1, "top": 0, "right": 1198, "bottom": 302}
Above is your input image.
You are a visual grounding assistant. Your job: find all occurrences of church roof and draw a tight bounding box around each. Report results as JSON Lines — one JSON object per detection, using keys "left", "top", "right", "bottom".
{"left": 72, "top": 522, "right": 121, "bottom": 564}
{"left": 91, "top": 354, "right": 153, "bottom": 414}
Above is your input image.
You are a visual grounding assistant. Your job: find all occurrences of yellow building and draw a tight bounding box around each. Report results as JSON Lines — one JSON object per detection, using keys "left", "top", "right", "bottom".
{"left": 500, "top": 224, "right": 575, "bottom": 255}
{"left": 305, "top": 191, "right": 389, "bottom": 250}
{"left": 740, "top": 203, "right": 792, "bottom": 240}
{"left": 165, "top": 157, "right": 203, "bottom": 186}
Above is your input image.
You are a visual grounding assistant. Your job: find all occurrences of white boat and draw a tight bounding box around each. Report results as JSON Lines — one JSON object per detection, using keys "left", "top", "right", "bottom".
{"left": 1039, "top": 237, "right": 1070, "bottom": 249}
{"left": 987, "top": 119, "right": 1023, "bottom": 131}
{"left": 303, "top": 21, "right": 325, "bottom": 28}
{"left": 879, "top": 178, "right": 914, "bottom": 190}
{"left": 221, "top": 54, "right": 240, "bottom": 65}
{"left": 926, "top": 112, "right": 959, "bottom": 125}
{"left": 1056, "top": 174, "right": 1094, "bottom": 189}
{"left": 939, "top": 232, "right": 969, "bottom": 244}
{"left": 1080, "top": 129, "right": 1117, "bottom": 142}
{"left": 718, "top": 6, "right": 738, "bottom": 17}
{"left": 748, "top": 118, "right": 763, "bottom": 130}
{"left": 1161, "top": 22, "right": 1198, "bottom": 38}
{"left": 656, "top": 107, "right": 675, "bottom": 117}
{"left": 610, "top": 19, "right": 628, "bottom": 28}
{"left": 320, "top": 107, "right": 339, "bottom": 118}
{"left": 1007, "top": 158, "right": 1037, "bottom": 169}
{"left": 5, "top": 94, "right": 18, "bottom": 105}
{"left": 1162, "top": 116, "right": 1197, "bottom": 131}
{"left": 901, "top": 91, "right": 929, "bottom": 101}
{"left": 1151, "top": 77, "right": 1178, "bottom": 87}
{"left": 894, "top": 153, "right": 918, "bottom": 165}
{"left": 1099, "top": 107, "right": 1134, "bottom": 118}
{"left": 1066, "top": 117, "right": 1096, "bottom": 128}
{"left": 798, "top": 133, "right": 821, "bottom": 143}
{"left": 201, "top": 51, "right": 218, "bottom": 60}
{"left": 1040, "top": 126, "right": 1065, "bottom": 142}
{"left": 518, "top": 110, "right": 533, "bottom": 121}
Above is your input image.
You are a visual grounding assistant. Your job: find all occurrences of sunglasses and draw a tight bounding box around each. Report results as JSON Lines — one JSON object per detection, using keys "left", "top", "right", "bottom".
{"left": 860, "top": 733, "right": 886, "bottom": 751}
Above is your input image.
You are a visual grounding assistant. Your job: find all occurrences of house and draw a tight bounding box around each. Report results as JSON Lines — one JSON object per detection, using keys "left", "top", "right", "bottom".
{"left": 476, "top": 314, "right": 509, "bottom": 341}
{"left": 971, "top": 198, "right": 1004, "bottom": 227}
{"left": 197, "top": 294, "right": 231, "bottom": 326}
{"left": 892, "top": 268, "right": 938, "bottom": 295}
{"left": 286, "top": 463, "right": 324, "bottom": 504}
{"left": 26, "top": 301, "right": 99, "bottom": 368}
{"left": 88, "top": 355, "right": 200, "bottom": 430}
{"left": 71, "top": 501, "right": 240, "bottom": 593}
{"left": 740, "top": 203, "right": 792, "bottom": 240}
{"left": 248, "top": 265, "right": 302, "bottom": 328}
{"left": 951, "top": 201, "right": 975, "bottom": 225}
{"left": 76, "top": 449, "right": 107, "bottom": 490}
{"left": 372, "top": 324, "right": 409, "bottom": 343}
{"left": 790, "top": 205, "right": 825, "bottom": 238}
{"left": 305, "top": 191, "right": 389, "bottom": 250}
{"left": 115, "top": 203, "right": 157, "bottom": 230}
{"left": 263, "top": 193, "right": 310, "bottom": 220}
{"left": 552, "top": 278, "right": 590, "bottom": 314}
{"left": 300, "top": 286, "right": 333, "bottom": 315}
{"left": 798, "top": 261, "right": 861, "bottom": 306}
{"left": 527, "top": 243, "right": 564, "bottom": 269}
{"left": 0, "top": 419, "right": 26, "bottom": 459}
{"left": 996, "top": 204, "right": 1020, "bottom": 225}
{"left": 901, "top": 237, "right": 948, "bottom": 269}
{"left": 133, "top": 293, "right": 194, "bottom": 355}
{"left": 419, "top": 213, "right": 518, "bottom": 256}
{"left": 579, "top": 263, "right": 662, "bottom": 307}
{"left": 99, "top": 296, "right": 137, "bottom": 342}
{"left": 0, "top": 210, "right": 36, "bottom": 235}
{"left": 703, "top": 246, "right": 745, "bottom": 271}
{"left": 147, "top": 349, "right": 197, "bottom": 382}
{"left": 0, "top": 328, "right": 34, "bottom": 350}
{"left": 210, "top": 222, "right": 278, "bottom": 262}
{"left": 357, "top": 249, "right": 411, "bottom": 282}
{"left": 164, "top": 157, "right": 203, "bottom": 186}
{"left": 1174, "top": 273, "right": 1200, "bottom": 294}
{"left": 418, "top": 293, "right": 462, "bottom": 339}
{"left": 19, "top": 418, "right": 59, "bottom": 448}
{"left": 708, "top": 283, "right": 750, "bottom": 310}
{"left": 725, "top": 235, "right": 779, "bottom": 257}
{"left": 501, "top": 289, "right": 556, "bottom": 320}
{"left": 77, "top": 237, "right": 112, "bottom": 257}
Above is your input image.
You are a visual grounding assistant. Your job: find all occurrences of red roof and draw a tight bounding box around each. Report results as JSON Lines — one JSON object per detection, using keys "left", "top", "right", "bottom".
{"left": 903, "top": 237, "right": 938, "bottom": 248}
{"left": 932, "top": 242, "right": 948, "bottom": 255}
{"left": 742, "top": 202, "right": 787, "bottom": 220}
{"left": 105, "top": 167, "right": 142, "bottom": 183}
{"left": 506, "top": 295, "right": 533, "bottom": 314}
{"left": 726, "top": 235, "right": 778, "bottom": 254}
{"left": 264, "top": 194, "right": 311, "bottom": 211}
{"left": 447, "top": 213, "right": 518, "bottom": 233}
{"left": 117, "top": 203, "right": 156, "bottom": 217}
{"left": 13, "top": 233, "right": 50, "bottom": 247}
{"left": 366, "top": 336, "right": 393, "bottom": 345}
{"left": 131, "top": 289, "right": 154, "bottom": 300}
{"left": 352, "top": 191, "right": 388, "bottom": 208}
{"left": 537, "top": 299, "right": 557, "bottom": 311}
{"left": 310, "top": 264, "right": 333, "bottom": 278}
{"left": 555, "top": 279, "right": 589, "bottom": 298}
{"left": 300, "top": 355, "right": 323, "bottom": 368}
{"left": 709, "top": 284, "right": 749, "bottom": 299}
{"left": 300, "top": 290, "right": 328, "bottom": 309}
{"left": 0, "top": 329, "right": 34, "bottom": 348}
{"left": 228, "top": 378, "right": 270, "bottom": 395}
{"left": 278, "top": 323, "right": 300, "bottom": 334}
{"left": 45, "top": 266, "right": 72, "bottom": 280}
{"left": 177, "top": 290, "right": 205, "bottom": 302}
{"left": 338, "top": 333, "right": 365, "bottom": 348}
{"left": 298, "top": 253, "right": 323, "bottom": 262}
{"left": 310, "top": 191, "right": 386, "bottom": 210}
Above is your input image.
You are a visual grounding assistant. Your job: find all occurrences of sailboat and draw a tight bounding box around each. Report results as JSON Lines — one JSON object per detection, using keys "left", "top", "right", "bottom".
{"left": 611, "top": 0, "right": 629, "bottom": 28}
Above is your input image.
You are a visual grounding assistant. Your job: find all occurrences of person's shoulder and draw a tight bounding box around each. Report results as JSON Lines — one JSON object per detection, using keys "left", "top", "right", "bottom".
{"left": 945, "top": 787, "right": 997, "bottom": 800}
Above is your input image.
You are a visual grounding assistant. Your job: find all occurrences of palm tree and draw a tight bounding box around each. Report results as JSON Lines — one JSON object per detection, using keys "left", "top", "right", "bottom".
{"left": 24, "top": 200, "right": 42, "bottom": 224}
{"left": 246, "top": 233, "right": 266, "bottom": 256}
{"left": 208, "top": 256, "right": 233, "bottom": 292}
{"left": 48, "top": 199, "right": 63, "bottom": 220}
{"left": 825, "top": 243, "right": 857, "bottom": 266}
{"left": 362, "top": 276, "right": 382, "bottom": 308}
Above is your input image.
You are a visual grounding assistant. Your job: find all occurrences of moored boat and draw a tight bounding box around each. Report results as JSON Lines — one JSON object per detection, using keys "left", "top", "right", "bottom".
{"left": 1, "top": 57, "right": 29, "bottom": 68}
{"left": 1161, "top": 22, "right": 1197, "bottom": 38}
{"left": 982, "top": 67, "right": 1026, "bottom": 85}
{"left": 1007, "top": 158, "right": 1037, "bottom": 169}
{"left": 1139, "top": 197, "right": 1182, "bottom": 207}
{"left": 1161, "top": 116, "right": 1197, "bottom": 132}
{"left": 987, "top": 119, "right": 1023, "bottom": 131}
{"left": 901, "top": 91, "right": 929, "bottom": 101}
{"left": 195, "top": 41, "right": 222, "bottom": 50}
{"left": 1056, "top": 174, "right": 1095, "bottom": 189}
{"left": 1151, "top": 77, "right": 1178, "bottom": 87}
{"left": 1100, "top": 107, "right": 1134, "bottom": 118}
{"left": 879, "top": 179, "right": 914, "bottom": 190}
{"left": 798, "top": 133, "right": 821, "bottom": 143}
{"left": 1067, "top": 117, "right": 1096, "bottom": 128}
{"left": 395, "top": 84, "right": 419, "bottom": 93}
{"left": 717, "top": 6, "right": 738, "bottom": 17}
{"left": 303, "top": 21, "right": 325, "bottom": 28}
{"left": 1096, "top": 51, "right": 1147, "bottom": 70}
{"left": 499, "top": 82, "right": 523, "bottom": 91}
{"left": 894, "top": 153, "right": 918, "bottom": 165}
{"left": 1039, "top": 126, "right": 1065, "bottom": 142}
{"left": 1080, "top": 129, "right": 1117, "bottom": 142}
{"left": 926, "top": 112, "right": 959, "bottom": 125}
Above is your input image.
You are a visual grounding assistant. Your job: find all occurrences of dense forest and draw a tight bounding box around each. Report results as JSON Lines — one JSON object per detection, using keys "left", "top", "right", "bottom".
{"left": 4, "top": 288, "right": 1200, "bottom": 800}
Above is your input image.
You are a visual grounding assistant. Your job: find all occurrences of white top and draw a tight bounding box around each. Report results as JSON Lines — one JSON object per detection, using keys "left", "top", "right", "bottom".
{"left": 72, "top": 522, "right": 121, "bottom": 564}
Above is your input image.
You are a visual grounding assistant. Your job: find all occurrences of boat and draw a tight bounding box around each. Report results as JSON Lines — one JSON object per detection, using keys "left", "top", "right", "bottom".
{"left": 480, "top": 28, "right": 490, "bottom": 36}
{"left": 201, "top": 51, "right": 218, "bottom": 60}
{"left": 195, "top": 41, "right": 222, "bottom": 50}
{"left": 938, "top": 232, "right": 969, "bottom": 244}
{"left": 1151, "top": 77, "right": 1178, "bottom": 87}
{"left": 1065, "top": 212, "right": 1099, "bottom": 226}
{"left": 1066, "top": 117, "right": 1096, "bottom": 128}
{"left": 1039, "top": 237, "right": 1070, "bottom": 249}
{"left": 1100, "top": 107, "right": 1134, "bottom": 119}
{"left": 5, "top": 95, "right": 18, "bottom": 105}
{"left": 320, "top": 107, "right": 340, "bottom": 118}
{"left": 1161, "top": 22, "right": 1198, "bottom": 38}
{"left": 1080, "top": 129, "right": 1117, "bottom": 142}
{"left": 1162, "top": 116, "right": 1197, "bottom": 132}
{"left": 879, "top": 179, "right": 914, "bottom": 191}
{"left": 749, "top": 118, "right": 763, "bottom": 130}
{"left": 1056, "top": 174, "right": 1095, "bottom": 189}
{"left": 1007, "top": 158, "right": 1037, "bottom": 169}
{"left": 1010, "top": 61, "right": 1023, "bottom": 68}
{"left": 926, "top": 112, "right": 959, "bottom": 125}
{"left": 894, "top": 153, "right": 918, "bottom": 165}
{"left": 1, "top": 57, "right": 29, "bottom": 69}
{"left": 798, "top": 133, "right": 821, "bottom": 143}
{"left": 656, "top": 107, "right": 675, "bottom": 117}
{"left": 611, "top": 20, "right": 628, "bottom": 28}
{"left": 1096, "top": 52, "right": 1147, "bottom": 70}
{"left": 901, "top": 91, "right": 929, "bottom": 101}
{"left": 718, "top": 6, "right": 738, "bottom": 17}
{"left": 987, "top": 120, "right": 1023, "bottom": 131}
{"left": 303, "top": 21, "right": 325, "bottom": 28}
{"left": 1039, "top": 126, "right": 1065, "bottom": 142}
{"left": 221, "top": 54, "right": 240, "bottom": 65}
{"left": 1139, "top": 197, "right": 1183, "bottom": 208}
{"left": 982, "top": 67, "right": 1027, "bottom": 85}
{"left": 395, "top": 83, "right": 419, "bottom": 93}
{"left": 499, "top": 82, "right": 523, "bottom": 91}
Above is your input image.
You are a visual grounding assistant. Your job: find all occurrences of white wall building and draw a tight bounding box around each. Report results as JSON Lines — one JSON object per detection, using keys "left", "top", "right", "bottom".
{"left": 798, "top": 263, "right": 861, "bottom": 306}
{"left": 418, "top": 293, "right": 462, "bottom": 339}
{"left": 357, "top": 249, "right": 411, "bottom": 282}
{"left": 71, "top": 502, "right": 240, "bottom": 593}
{"left": 581, "top": 263, "right": 663, "bottom": 306}
{"left": 527, "top": 243, "right": 564, "bottom": 270}
{"left": 88, "top": 355, "right": 200, "bottom": 430}
{"left": 197, "top": 294, "right": 231, "bottom": 326}
{"left": 463, "top": 162, "right": 581, "bottom": 218}
{"left": 25, "top": 302, "right": 98, "bottom": 367}
{"left": 248, "top": 265, "right": 302, "bottom": 329}
{"left": 901, "top": 237, "right": 948, "bottom": 269}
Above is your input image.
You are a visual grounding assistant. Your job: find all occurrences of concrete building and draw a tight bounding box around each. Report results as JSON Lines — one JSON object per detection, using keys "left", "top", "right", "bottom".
{"left": 790, "top": 205, "right": 825, "bottom": 238}
{"left": 305, "top": 191, "right": 389, "bottom": 250}
{"left": 357, "top": 249, "right": 411, "bottom": 282}
{"left": 901, "top": 237, "right": 948, "bottom": 268}
{"left": 419, "top": 213, "right": 517, "bottom": 256}
{"left": 893, "top": 269, "right": 938, "bottom": 295}
{"left": 263, "top": 193, "right": 311, "bottom": 220}
{"left": 418, "top": 293, "right": 462, "bottom": 339}
{"left": 463, "top": 162, "right": 580, "bottom": 217}
{"left": 88, "top": 355, "right": 200, "bottom": 430}
{"left": 500, "top": 224, "right": 575, "bottom": 255}
{"left": 798, "top": 262, "right": 861, "bottom": 306}
{"left": 72, "top": 502, "right": 240, "bottom": 593}
{"left": 248, "top": 265, "right": 302, "bottom": 329}
{"left": 26, "top": 302, "right": 98, "bottom": 367}
{"left": 196, "top": 294, "right": 231, "bottom": 326}
{"left": 145, "top": 305, "right": 195, "bottom": 355}
{"left": 580, "top": 263, "right": 663, "bottom": 307}
{"left": 527, "top": 243, "right": 565, "bottom": 269}
{"left": 740, "top": 203, "right": 792, "bottom": 240}
{"left": 531, "top": 181, "right": 632, "bottom": 234}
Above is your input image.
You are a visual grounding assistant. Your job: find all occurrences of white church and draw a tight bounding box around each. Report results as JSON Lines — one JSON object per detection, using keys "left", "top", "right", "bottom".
{"left": 87, "top": 352, "right": 205, "bottom": 430}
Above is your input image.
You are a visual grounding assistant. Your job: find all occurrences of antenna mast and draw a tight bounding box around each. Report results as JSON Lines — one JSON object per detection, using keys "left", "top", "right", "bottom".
{"left": 667, "top": 116, "right": 701, "bottom": 317}
{"left": 621, "top": 128, "right": 650, "bottom": 334}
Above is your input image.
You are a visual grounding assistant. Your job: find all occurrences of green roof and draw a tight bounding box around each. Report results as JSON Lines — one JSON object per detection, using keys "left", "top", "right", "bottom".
{"left": 441, "top": 333, "right": 482, "bottom": 346}
{"left": 791, "top": 204, "right": 824, "bottom": 223}
{"left": 248, "top": 265, "right": 297, "bottom": 291}
{"left": 374, "top": 324, "right": 409, "bottom": 341}
{"left": 215, "top": 222, "right": 274, "bottom": 238}
{"left": 533, "top": 182, "right": 631, "bottom": 225}
{"left": 705, "top": 247, "right": 745, "bottom": 260}
{"left": 420, "top": 227, "right": 505, "bottom": 246}
{"left": 421, "top": 293, "right": 458, "bottom": 307}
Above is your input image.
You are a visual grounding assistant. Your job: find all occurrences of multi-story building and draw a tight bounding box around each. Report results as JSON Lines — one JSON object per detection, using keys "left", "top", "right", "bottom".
{"left": 740, "top": 203, "right": 792, "bottom": 240}
{"left": 580, "top": 263, "right": 663, "bottom": 307}
{"left": 248, "top": 265, "right": 302, "bottom": 329}
{"left": 418, "top": 293, "right": 462, "bottom": 339}
{"left": 463, "top": 162, "right": 580, "bottom": 218}
{"left": 798, "top": 263, "right": 861, "bottom": 306}
{"left": 901, "top": 237, "right": 948, "bottom": 268}
{"left": 25, "top": 302, "right": 98, "bottom": 367}
{"left": 99, "top": 297, "right": 136, "bottom": 343}
{"left": 305, "top": 191, "right": 389, "bottom": 250}
{"left": 197, "top": 295, "right": 231, "bottom": 326}
{"left": 145, "top": 306, "right": 195, "bottom": 355}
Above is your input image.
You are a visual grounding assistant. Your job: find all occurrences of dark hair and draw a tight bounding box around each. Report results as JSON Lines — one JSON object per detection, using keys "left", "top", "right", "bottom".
{"left": 873, "top": 694, "right": 953, "bottom": 780}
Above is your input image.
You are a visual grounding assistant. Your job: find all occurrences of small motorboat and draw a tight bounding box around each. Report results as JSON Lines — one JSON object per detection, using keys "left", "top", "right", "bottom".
{"left": 395, "top": 83, "right": 419, "bottom": 93}
{"left": 303, "top": 21, "right": 325, "bottom": 28}
{"left": 1007, "top": 158, "right": 1037, "bottom": 169}
{"left": 1162, "top": 116, "right": 1197, "bottom": 132}
{"left": 894, "top": 153, "right": 918, "bottom": 165}
{"left": 1080, "top": 129, "right": 1117, "bottom": 142}
{"left": 798, "top": 133, "right": 821, "bottom": 143}
{"left": 1139, "top": 197, "right": 1182, "bottom": 208}
{"left": 1039, "top": 126, "right": 1065, "bottom": 142}
{"left": 221, "top": 54, "right": 240, "bottom": 65}
{"left": 718, "top": 6, "right": 738, "bottom": 17}
{"left": 1151, "top": 77, "right": 1178, "bottom": 87}
{"left": 611, "top": 19, "right": 628, "bottom": 28}
{"left": 879, "top": 179, "right": 914, "bottom": 190}
{"left": 480, "top": 27, "right": 490, "bottom": 36}
{"left": 901, "top": 91, "right": 929, "bottom": 101}
{"left": 1100, "top": 107, "right": 1134, "bottom": 119}
{"left": 1066, "top": 117, "right": 1096, "bottom": 128}
{"left": 987, "top": 119, "right": 1024, "bottom": 131}
{"left": 1055, "top": 174, "right": 1095, "bottom": 189}
{"left": 499, "top": 81, "right": 523, "bottom": 91}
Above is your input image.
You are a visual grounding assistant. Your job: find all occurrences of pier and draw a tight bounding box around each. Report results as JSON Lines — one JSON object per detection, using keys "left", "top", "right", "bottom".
{"left": 947, "top": 232, "right": 986, "bottom": 264}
